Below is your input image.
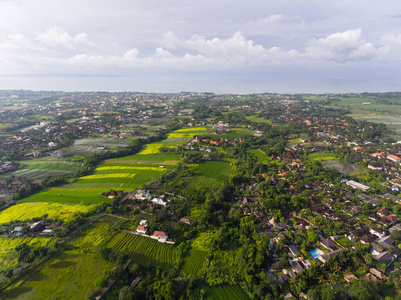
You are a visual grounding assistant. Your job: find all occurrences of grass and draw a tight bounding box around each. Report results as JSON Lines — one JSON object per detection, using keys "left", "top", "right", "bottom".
{"left": 245, "top": 115, "right": 272, "bottom": 124}
{"left": 194, "top": 161, "right": 234, "bottom": 182}
{"left": 183, "top": 249, "right": 207, "bottom": 276}
{"left": 308, "top": 151, "right": 337, "bottom": 161}
{"left": 204, "top": 285, "right": 250, "bottom": 300}
{"left": 0, "top": 203, "right": 92, "bottom": 223}
{"left": 70, "top": 216, "right": 114, "bottom": 252}
{"left": 248, "top": 149, "right": 268, "bottom": 162}
{"left": 1, "top": 250, "right": 114, "bottom": 300}
{"left": 108, "top": 232, "right": 178, "bottom": 268}
{"left": 0, "top": 237, "right": 56, "bottom": 273}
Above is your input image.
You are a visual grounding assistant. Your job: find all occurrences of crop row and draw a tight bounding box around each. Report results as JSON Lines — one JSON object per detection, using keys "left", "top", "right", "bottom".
{"left": 109, "top": 232, "right": 177, "bottom": 268}
{"left": 205, "top": 285, "right": 250, "bottom": 300}
{"left": 183, "top": 249, "right": 207, "bottom": 276}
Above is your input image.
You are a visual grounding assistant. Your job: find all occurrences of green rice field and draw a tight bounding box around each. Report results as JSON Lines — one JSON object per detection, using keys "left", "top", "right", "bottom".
{"left": 204, "top": 285, "right": 250, "bottom": 300}
{"left": 182, "top": 249, "right": 207, "bottom": 276}
{"left": 108, "top": 232, "right": 177, "bottom": 268}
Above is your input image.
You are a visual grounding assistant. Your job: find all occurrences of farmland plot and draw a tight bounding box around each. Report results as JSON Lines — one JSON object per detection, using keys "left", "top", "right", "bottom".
{"left": 183, "top": 249, "right": 207, "bottom": 276}
{"left": 108, "top": 232, "right": 178, "bottom": 268}
{"left": 194, "top": 161, "right": 234, "bottom": 182}
{"left": 0, "top": 160, "right": 82, "bottom": 180}
{"left": 1, "top": 202, "right": 92, "bottom": 223}
{"left": 167, "top": 127, "right": 208, "bottom": 139}
{"left": 70, "top": 216, "right": 114, "bottom": 251}
{"left": 204, "top": 285, "right": 250, "bottom": 300}
{"left": 0, "top": 237, "right": 56, "bottom": 273}
{"left": 61, "top": 137, "right": 132, "bottom": 155}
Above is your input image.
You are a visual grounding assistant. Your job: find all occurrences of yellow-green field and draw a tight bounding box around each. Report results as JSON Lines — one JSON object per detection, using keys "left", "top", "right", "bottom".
{"left": 0, "top": 203, "right": 92, "bottom": 223}
{"left": 167, "top": 127, "right": 208, "bottom": 139}
{"left": 0, "top": 237, "right": 56, "bottom": 273}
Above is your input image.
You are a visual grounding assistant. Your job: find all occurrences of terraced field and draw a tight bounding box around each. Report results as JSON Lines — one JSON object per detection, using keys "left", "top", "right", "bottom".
{"left": 0, "top": 202, "right": 92, "bottom": 223}
{"left": 108, "top": 232, "right": 177, "bottom": 268}
{"left": 183, "top": 249, "right": 207, "bottom": 276}
{"left": 70, "top": 216, "right": 114, "bottom": 251}
{"left": 204, "top": 285, "right": 250, "bottom": 300}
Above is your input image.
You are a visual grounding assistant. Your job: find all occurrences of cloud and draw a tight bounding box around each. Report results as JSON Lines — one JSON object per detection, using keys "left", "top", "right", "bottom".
{"left": 37, "top": 26, "right": 94, "bottom": 50}
{"left": 1, "top": 27, "right": 401, "bottom": 75}
{"left": 305, "top": 29, "right": 377, "bottom": 62}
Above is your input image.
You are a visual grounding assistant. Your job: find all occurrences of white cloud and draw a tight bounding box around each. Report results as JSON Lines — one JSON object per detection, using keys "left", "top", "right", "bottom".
{"left": 37, "top": 26, "right": 94, "bottom": 50}
{"left": 305, "top": 29, "right": 377, "bottom": 62}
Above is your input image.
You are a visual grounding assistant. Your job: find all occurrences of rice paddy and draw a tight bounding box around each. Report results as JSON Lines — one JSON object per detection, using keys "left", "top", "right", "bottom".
{"left": 0, "top": 202, "right": 92, "bottom": 223}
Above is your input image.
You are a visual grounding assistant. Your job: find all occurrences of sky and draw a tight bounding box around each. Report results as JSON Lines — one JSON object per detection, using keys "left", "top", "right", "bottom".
{"left": 0, "top": 0, "right": 400, "bottom": 93}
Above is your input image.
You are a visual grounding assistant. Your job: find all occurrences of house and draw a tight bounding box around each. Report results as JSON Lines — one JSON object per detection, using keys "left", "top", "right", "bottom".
{"left": 368, "top": 163, "right": 383, "bottom": 171}
{"left": 289, "top": 260, "right": 304, "bottom": 274}
{"left": 369, "top": 227, "right": 385, "bottom": 238}
{"left": 41, "top": 229, "right": 52, "bottom": 235}
{"left": 378, "top": 236, "right": 394, "bottom": 249}
{"left": 151, "top": 231, "right": 168, "bottom": 242}
{"left": 344, "top": 273, "right": 358, "bottom": 282}
{"left": 151, "top": 198, "right": 167, "bottom": 206}
{"left": 136, "top": 225, "right": 147, "bottom": 234}
{"left": 377, "top": 208, "right": 390, "bottom": 217}
{"left": 287, "top": 245, "right": 301, "bottom": 257}
{"left": 52, "top": 150, "right": 64, "bottom": 158}
{"left": 135, "top": 190, "right": 151, "bottom": 201}
{"left": 370, "top": 268, "right": 387, "bottom": 281}
{"left": 319, "top": 249, "right": 342, "bottom": 263}
{"left": 284, "top": 293, "right": 296, "bottom": 300}
{"left": 139, "top": 220, "right": 148, "bottom": 226}
{"left": 11, "top": 226, "right": 23, "bottom": 236}
{"left": 360, "top": 234, "right": 377, "bottom": 244}
{"left": 385, "top": 214, "right": 399, "bottom": 224}
{"left": 375, "top": 251, "right": 393, "bottom": 265}
{"left": 320, "top": 238, "right": 337, "bottom": 251}
{"left": 179, "top": 217, "right": 191, "bottom": 225}
{"left": 347, "top": 180, "right": 370, "bottom": 191}
{"left": 387, "top": 154, "right": 401, "bottom": 162}
{"left": 371, "top": 243, "right": 385, "bottom": 256}
{"left": 30, "top": 221, "right": 44, "bottom": 232}
{"left": 108, "top": 191, "right": 116, "bottom": 199}
{"left": 363, "top": 273, "right": 379, "bottom": 282}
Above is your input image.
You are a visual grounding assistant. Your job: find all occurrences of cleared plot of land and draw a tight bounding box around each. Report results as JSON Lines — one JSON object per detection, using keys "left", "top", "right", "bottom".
{"left": 322, "top": 160, "right": 364, "bottom": 175}
{"left": 61, "top": 137, "right": 133, "bottom": 156}
{"left": 1, "top": 250, "right": 114, "bottom": 300}
{"left": 167, "top": 127, "right": 208, "bottom": 139}
{"left": 0, "top": 237, "right": 56, "bottom": 273}
{"left": 204, "top": 285, "right": 250, "bottom": 300}
{"left": 194, "top": 161, "right": 234, "bottom": 182}
{"left": 0, "top": 202, "right": 92, "bottom": 223}
{"left": 183, "top": 249, "right": 207, "bottom": 276}
{"left": 108, "top": 232, "right": 178, "bottom": 268}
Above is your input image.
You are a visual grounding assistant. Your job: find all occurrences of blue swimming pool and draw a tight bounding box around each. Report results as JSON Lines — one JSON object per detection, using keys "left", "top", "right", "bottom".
{"left": 309, "top": 249, "right": 321, "bottom": 259}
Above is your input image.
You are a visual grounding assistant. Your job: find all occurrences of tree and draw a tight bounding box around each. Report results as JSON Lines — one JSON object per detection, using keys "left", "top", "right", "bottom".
{"left": 349, "top": 279, "right": 379, "bottom": 300}
{"left": 278, "top": 257, "right": 288, "bottom": 269}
